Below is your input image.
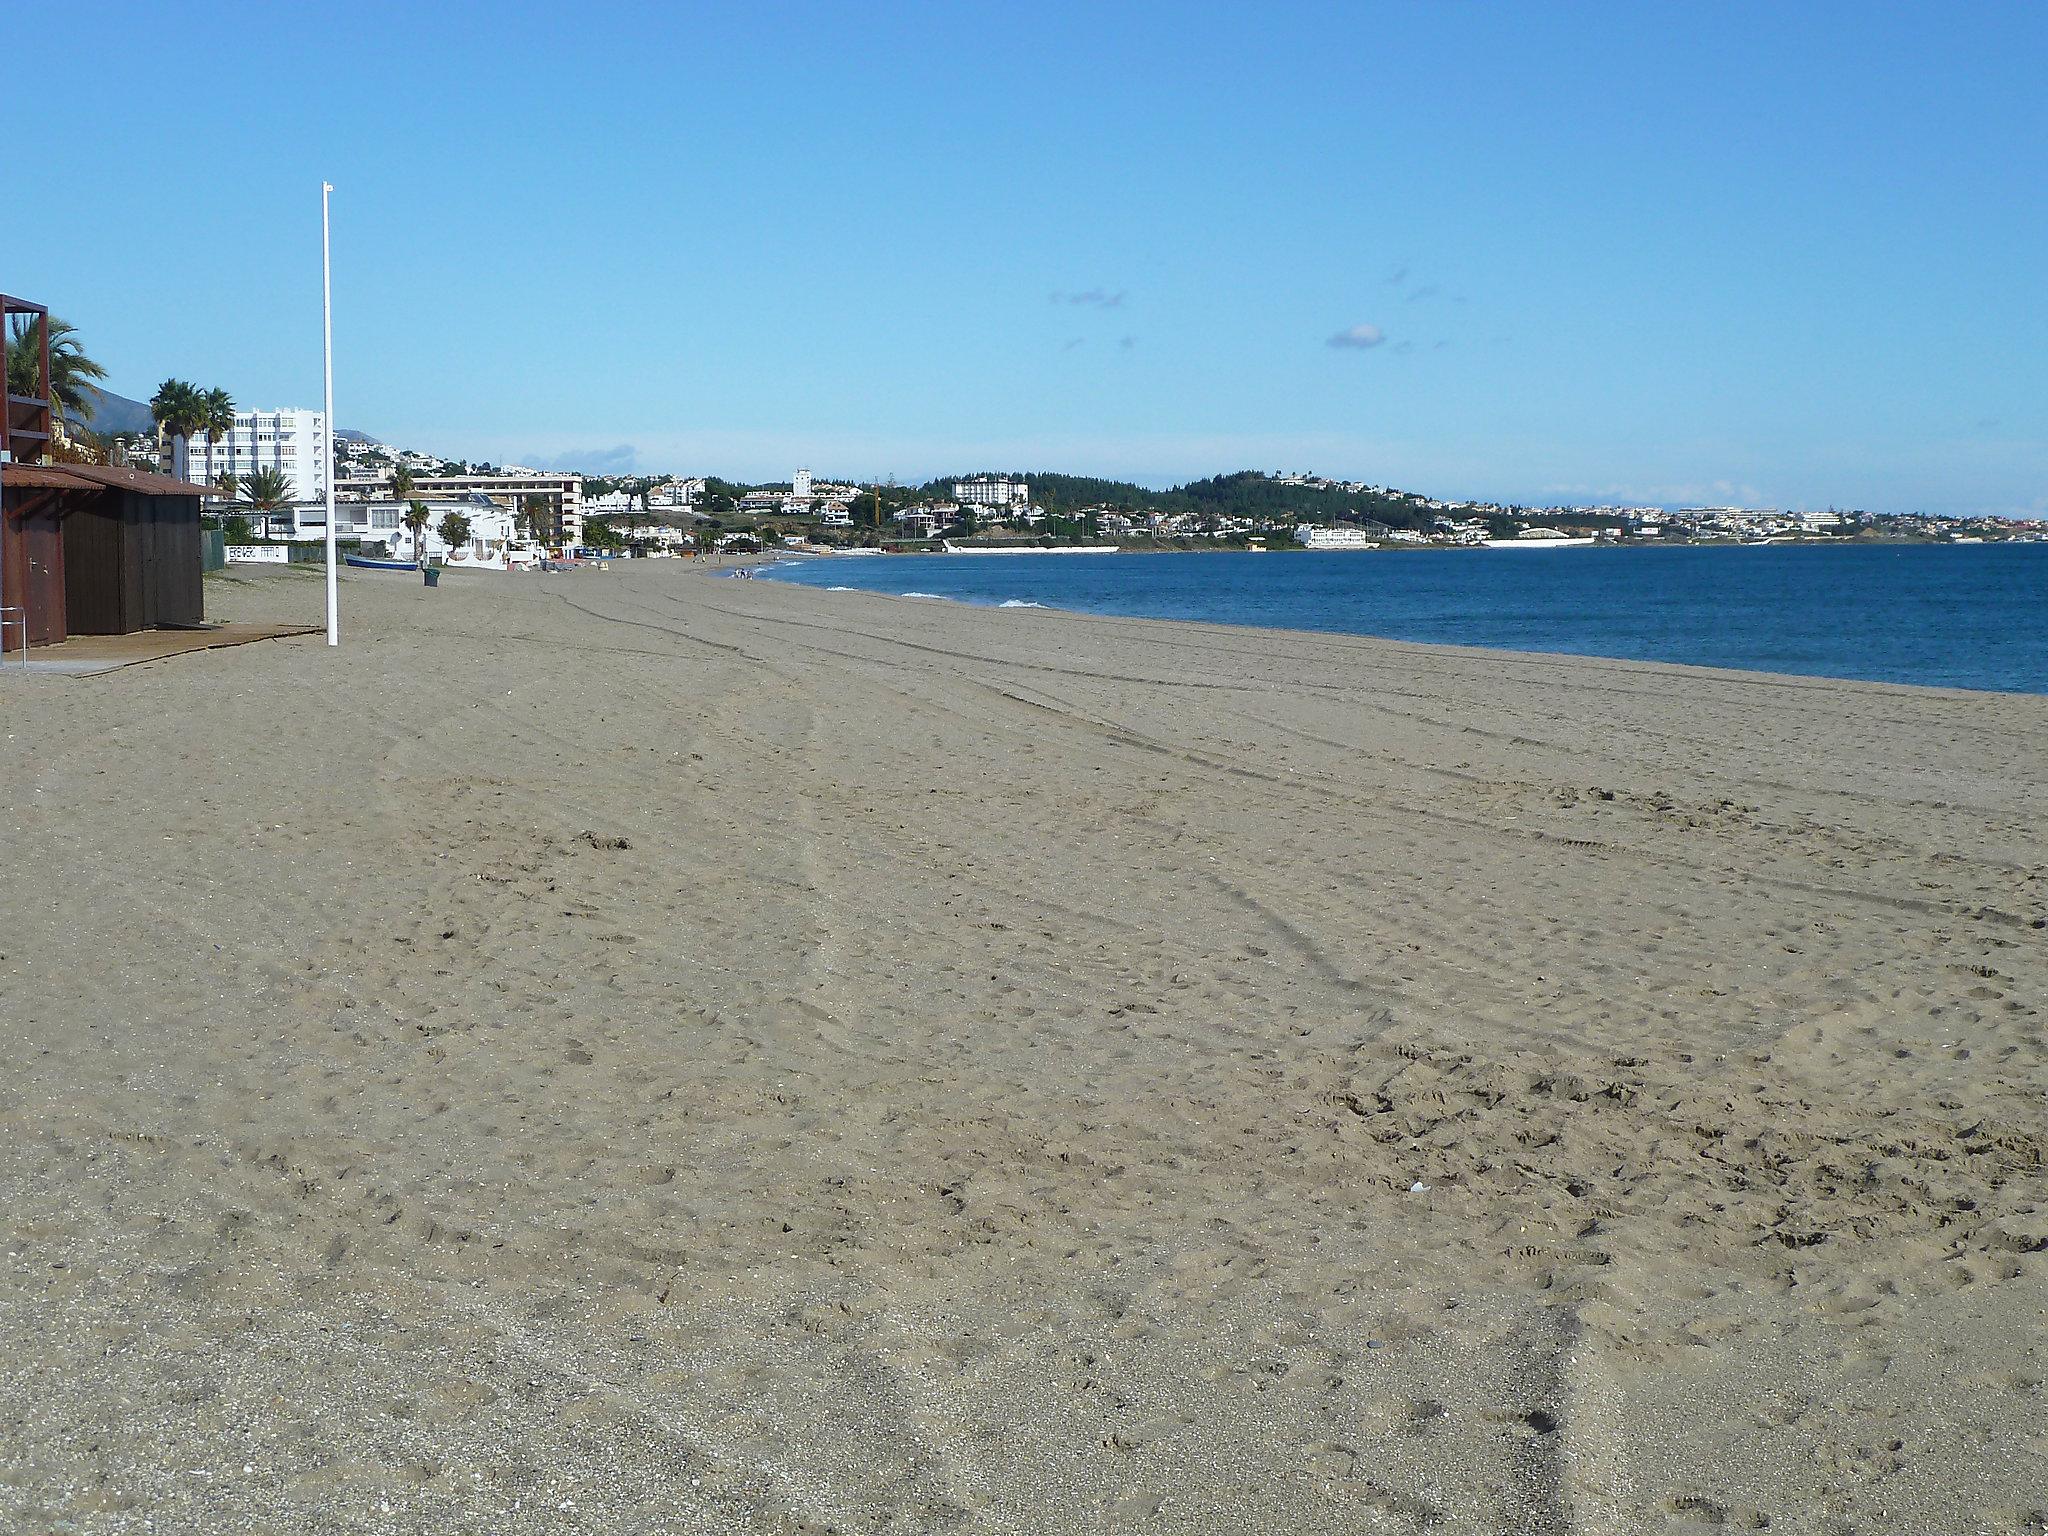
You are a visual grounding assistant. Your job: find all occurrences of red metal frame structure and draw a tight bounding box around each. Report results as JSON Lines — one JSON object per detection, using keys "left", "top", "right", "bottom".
{"left": 2, "top": 292, "right": 57, "bottom": 653}
{"left": 1, "top": 292, "right": 54, "bottom": 465}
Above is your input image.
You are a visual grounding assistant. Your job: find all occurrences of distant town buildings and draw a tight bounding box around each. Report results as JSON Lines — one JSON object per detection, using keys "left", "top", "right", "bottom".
{"left": 174, "top": 407, "right": 329, "bottom": 501}
{"left": 197, "top": 439, "right": 2040, "bottom": 557}
{"left": 737, "top": 468, "right": 857, "bottom": 519}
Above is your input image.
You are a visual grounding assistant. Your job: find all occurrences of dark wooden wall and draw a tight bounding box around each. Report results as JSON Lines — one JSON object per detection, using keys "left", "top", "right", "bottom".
{"left": 61, "top": 492, "right": 204, "bottom": 635}
{"left": 61, "top": 491, "right": 130, "bottom": 633}
{"left": 137, "top": 494, "right": 204, "bottom": 628}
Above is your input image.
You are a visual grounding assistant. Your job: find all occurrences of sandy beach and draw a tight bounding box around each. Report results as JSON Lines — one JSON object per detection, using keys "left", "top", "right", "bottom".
{"left": 2, "top": 559, "right": 2043, "bottom": 1535}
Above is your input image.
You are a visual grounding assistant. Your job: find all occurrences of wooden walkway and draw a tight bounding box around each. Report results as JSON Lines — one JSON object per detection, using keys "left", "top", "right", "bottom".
{"left": 2, "top": 622, "right": 321, "bottom": 676}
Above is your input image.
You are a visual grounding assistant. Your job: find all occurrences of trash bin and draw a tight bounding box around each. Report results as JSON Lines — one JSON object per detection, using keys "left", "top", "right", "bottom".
{"left": 423, "top": 567, "right": 440, "bottom": 588}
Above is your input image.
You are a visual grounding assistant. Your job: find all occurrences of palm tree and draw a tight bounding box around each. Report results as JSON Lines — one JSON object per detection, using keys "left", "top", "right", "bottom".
{"left": 2, "top": 321, "right": 33, "bottom": 401}
{"left": 520, "top": 494, "right": 554, "bottom": 547}
{"left": 199, "top": 387, "right": 236, "bottom": 493}
{"left": 7, "top": 316, "right": 111, "bottom": 439}
{"left": 242, "top": 465, "right": 294, "bottom": 541}
{"left": 402, "top": 499, "right": 432, "bottom": 563}
{"left": 386, "top": 468, "right": 421, "bottom": 558}
{"left": 215, "top": 471, "right": 240, "bottom": 503}
{"left": 149, "top": 379, "right": 203, "bottom": 478}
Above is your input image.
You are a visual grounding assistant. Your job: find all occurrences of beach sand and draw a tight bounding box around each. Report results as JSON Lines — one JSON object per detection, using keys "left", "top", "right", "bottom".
{"left": 2, "top": 560, "right": 2043, "bottom": 1534}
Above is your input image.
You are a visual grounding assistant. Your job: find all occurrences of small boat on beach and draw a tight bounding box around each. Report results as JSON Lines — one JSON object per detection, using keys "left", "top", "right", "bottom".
{"left": 343, "top": 555, "right": 420, "bottom": 571}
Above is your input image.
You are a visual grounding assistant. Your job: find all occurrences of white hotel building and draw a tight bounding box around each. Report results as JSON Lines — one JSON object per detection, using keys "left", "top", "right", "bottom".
{"left": 334, "top": 469, "right": 586, "bottom": 548}
{"left": 172, "top": 408, "right": 330, "bottom": 502}
{"left": 953, "top": 477, "right": 1030, "bottom": 508}
{"left": 1295, "top": 521, "right": 1392, "bottom": 549}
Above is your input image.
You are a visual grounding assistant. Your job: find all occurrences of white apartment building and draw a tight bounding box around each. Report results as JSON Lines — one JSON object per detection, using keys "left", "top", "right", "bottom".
{"left": 651, "top": 478, "right": 705, "bottom": 508}
{"left": 335, "top": 469, "right": 585, "bottom": 547}
{"left": 174, "top": 407, "right": 329, "bottom": 501}
{"left": 954, "top": 477, "right": 1030, "bottom": 508}
{"left": 793, "top": 467, "right": 813, "bottom": 499}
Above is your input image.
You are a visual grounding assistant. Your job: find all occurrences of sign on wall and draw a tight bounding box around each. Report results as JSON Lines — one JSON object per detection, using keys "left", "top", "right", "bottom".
{"left": 225, "top": 545, "right": 290, "bottom": 564}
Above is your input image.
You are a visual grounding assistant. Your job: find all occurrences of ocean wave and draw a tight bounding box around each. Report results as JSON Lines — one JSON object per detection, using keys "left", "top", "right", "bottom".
{"left": 826, "top": 585, "right": 858, "bottom": 592}
{"left": 900, "top": 591, "right": 951, "bottom": 600}
{"left": 998, "top": 599, "right": 1047, "bottom": 608}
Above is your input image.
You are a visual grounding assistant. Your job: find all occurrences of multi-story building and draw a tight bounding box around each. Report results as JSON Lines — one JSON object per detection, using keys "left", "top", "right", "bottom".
{"left": 954, "top": 477, "right": 1030, "bottom": 508}
{"left": 335, "top": 469, "right": 585, "bottom": 547}
{"left": 174, "top": 407, "right": 329, "bottom": 502}
{"left": 650, "top": 478, "right": 705, "bottom": 509}
{"left": 1295, "top": 522, "right": 1391, "bottom": 549}
{"left": 257, "top": 491, "right": 501, "bottom": 548}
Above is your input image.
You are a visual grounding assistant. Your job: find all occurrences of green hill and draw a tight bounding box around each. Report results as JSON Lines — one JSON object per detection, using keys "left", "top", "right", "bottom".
{"left": 920, "top": 469, "right": 1512, "bottom": 530}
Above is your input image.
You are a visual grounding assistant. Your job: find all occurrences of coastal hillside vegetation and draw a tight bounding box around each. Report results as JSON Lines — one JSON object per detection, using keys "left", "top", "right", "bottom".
{"left": 921, "top": 469, "right": 1516, "bottom": 532}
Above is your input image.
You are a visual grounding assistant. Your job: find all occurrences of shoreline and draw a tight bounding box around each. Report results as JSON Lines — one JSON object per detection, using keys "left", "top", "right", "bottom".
{"left": 5, "top": 562, "right": 2044, "bottom": 1533}
{"left": 746, "top": 561, "right": 2033, "bottom": 700}
{"left": 744, "top": 545, "right": 2048, "bottom": 699}
{"left": 758, "top": 532, "right": 2040, "bottom": 556}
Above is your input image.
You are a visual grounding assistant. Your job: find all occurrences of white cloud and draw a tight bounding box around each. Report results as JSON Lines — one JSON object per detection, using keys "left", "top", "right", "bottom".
{"left": 526, "top": 443, "right": 638, "bottom": 474}
{"left": 1327, "top": 323, "right": 1386, "bottom": 350}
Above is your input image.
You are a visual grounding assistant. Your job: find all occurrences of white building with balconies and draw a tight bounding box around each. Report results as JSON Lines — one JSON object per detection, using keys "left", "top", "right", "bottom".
{"left": 954, "top": 477, "right": 1030, "bottom": 508}
{"left": 335, "top": 469, "right": 585, "bottom": 547}
{"left": 174, "top": 407, "right": 329, "bottom": 502}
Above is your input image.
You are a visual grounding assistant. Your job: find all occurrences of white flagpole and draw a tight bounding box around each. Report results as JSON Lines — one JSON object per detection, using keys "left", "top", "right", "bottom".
{"left": 322, "top": 181, "right": 339, "bottom": 646}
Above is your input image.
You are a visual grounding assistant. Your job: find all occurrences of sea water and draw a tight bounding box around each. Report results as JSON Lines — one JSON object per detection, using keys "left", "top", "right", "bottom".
{"left": 761, "top": 544, "right": 2048, "bottom": 695}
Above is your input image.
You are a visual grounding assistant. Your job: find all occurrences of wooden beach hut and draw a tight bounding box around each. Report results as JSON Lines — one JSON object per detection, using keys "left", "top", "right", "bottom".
{"left": 2, "top": 289, "right": 211, "bottom": 650}
{"left": 2, "top": 462, "right": 212, "bottom": 649}
{"left": 57, "top": 464, "right": 209, "bottom": 634}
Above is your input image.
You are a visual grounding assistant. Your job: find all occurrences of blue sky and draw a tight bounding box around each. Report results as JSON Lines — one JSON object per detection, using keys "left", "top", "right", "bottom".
{"left": 7, "top": 1, "right": 2044, "bottom": 513}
